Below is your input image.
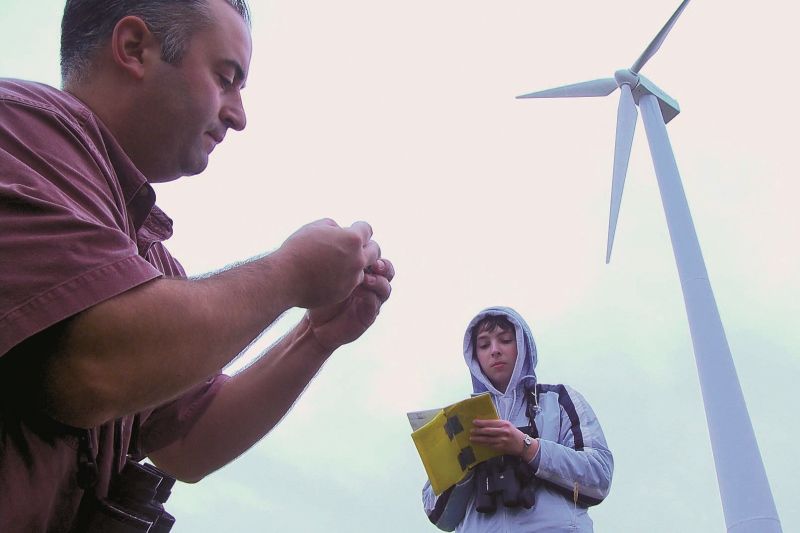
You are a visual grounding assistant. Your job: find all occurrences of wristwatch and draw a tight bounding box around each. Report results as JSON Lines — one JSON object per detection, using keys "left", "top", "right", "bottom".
{"left": 522, "top": 434, "right": 534, "bottom": 451}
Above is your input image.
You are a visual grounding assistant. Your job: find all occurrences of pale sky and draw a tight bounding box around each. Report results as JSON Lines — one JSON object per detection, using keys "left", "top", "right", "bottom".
{"left": 1, "top": 1, "right": 798, "bottom": 531}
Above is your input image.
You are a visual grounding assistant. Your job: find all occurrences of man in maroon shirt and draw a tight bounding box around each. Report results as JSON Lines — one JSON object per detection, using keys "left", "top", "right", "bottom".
{"left": 0, "top": 0, "right": 394, "bottom": 530}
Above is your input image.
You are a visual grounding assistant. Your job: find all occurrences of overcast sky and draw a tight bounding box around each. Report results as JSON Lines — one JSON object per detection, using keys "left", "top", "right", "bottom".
{"left": 2, "top": 1, "right": 798, "bottom": 531}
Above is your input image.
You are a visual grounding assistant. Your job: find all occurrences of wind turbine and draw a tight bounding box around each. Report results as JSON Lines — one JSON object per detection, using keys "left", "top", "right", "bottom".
{"left": 517, "top": 1, "right": 782, "bottom": 532}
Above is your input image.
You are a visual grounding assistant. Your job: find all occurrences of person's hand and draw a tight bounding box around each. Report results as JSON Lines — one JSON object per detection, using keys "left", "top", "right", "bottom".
{"left": 471, "top": 419, "right": 537, "bottom": 459}
{"left": 305, "top": 257, "right": 394, "bottom": 352}
{"left": 276, "top": 219, "right": 380, "bottom": 309}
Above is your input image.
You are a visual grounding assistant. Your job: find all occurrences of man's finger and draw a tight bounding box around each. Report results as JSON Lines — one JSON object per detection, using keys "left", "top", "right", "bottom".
{"left": 363, "top": 273, "right": 391, "bottom": 302}
{"left": 363, "top": 240, "right": 381, "bottom": 267}
{"left": 349, "top": 220, "right": 373, "bottom": 244}
{"left": 314, "top": 217, "right": 339, "bottom": 228}
{"left": 371, "top": 258, "right": 395, "bottom": 282}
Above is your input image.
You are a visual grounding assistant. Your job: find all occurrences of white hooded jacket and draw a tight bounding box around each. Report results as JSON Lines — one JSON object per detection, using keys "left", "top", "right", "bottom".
{"left": 422, "top": 307, "right": 613, "bottom": 532}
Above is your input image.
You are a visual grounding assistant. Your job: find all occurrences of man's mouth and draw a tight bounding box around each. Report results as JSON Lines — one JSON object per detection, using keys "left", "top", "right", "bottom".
{"left": 206, "top": 131, "right": 225, "bottom": 144}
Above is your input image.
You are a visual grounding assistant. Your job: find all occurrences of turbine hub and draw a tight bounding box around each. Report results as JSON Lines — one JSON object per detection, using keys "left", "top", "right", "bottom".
{"left": 614, "top": 69, "right": 639, "bottom": 89}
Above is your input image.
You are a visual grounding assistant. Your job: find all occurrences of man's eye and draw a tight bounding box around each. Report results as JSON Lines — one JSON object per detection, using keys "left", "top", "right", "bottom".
{"left": 219, "top": 75, "right": 233, "bottom": 89}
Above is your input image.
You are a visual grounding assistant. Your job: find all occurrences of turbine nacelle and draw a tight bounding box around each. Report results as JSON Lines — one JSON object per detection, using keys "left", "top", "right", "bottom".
{"left": 614, "top": 68, "right": 681, "bottom": 123}
{"left": 632, "top": 75, "right": 680, "bottom": 124}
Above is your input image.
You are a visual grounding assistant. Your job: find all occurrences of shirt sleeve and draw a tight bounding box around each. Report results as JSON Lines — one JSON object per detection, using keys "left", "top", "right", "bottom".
{"left": 0, "top": 92, "right": 162, "bottom": 356}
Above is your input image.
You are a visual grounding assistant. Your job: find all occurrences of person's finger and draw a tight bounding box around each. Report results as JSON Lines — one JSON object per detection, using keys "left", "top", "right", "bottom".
{"left": 313, "top": 217, "right": 339, "bottom": 228}
{"left": 349, "top": 220, "right": 373, "bottom": 244}
{"left": 352, "top": 289, "right": 381, "bottom": 327}
{"left": 471, "top": 428, "right": 499, "bottom": 438}
{"left": 370, "top": 258, "right": 395, "bottom": 282}
{"left": 473, "top": 419, "right": 503, "bottom": 428}
{"left": 363, "top": 240, "right": 381, "bottom": 267}
{"left": 363, "top": 272, "right": 391, "bottom": 302}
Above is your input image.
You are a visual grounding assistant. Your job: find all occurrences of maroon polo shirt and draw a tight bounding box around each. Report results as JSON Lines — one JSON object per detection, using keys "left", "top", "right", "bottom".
{"left": 0, "top": 79, "right": 227, "bottom": 532}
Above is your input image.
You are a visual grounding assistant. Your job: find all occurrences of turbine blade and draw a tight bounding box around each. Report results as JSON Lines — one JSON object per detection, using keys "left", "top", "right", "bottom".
{"left": 606, "top": 84, "right": 638, "bottom": 264}
{"left": 631, "top": 0, "right": 691, "bottom": 73}
{"left": 516, "top": 78, "right": 618, "bottom": 99}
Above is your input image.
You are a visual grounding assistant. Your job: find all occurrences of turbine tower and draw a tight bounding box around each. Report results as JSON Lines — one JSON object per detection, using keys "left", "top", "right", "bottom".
{"left": 517, "top": 1, "right": 781, "bottom": 531}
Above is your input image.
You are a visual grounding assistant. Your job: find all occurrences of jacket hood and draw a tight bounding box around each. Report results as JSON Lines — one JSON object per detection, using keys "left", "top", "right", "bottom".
{"left": 463, "top": 306, "right": 538, "bottom": 397}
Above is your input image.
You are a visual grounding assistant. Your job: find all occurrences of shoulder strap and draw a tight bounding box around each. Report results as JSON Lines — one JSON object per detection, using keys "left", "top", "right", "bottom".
{"left": 531, "top": 384, "right": 585, "bottom": 451}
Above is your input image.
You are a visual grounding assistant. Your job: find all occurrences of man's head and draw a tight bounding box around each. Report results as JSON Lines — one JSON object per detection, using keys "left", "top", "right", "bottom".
{"left": 60, "top": 0, "right": 252, "bottom": 182}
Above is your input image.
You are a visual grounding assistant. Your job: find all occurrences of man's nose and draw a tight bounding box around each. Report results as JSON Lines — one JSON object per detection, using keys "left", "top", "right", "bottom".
{"left": 221, "top": 92, "right": 247, "bottom": 131}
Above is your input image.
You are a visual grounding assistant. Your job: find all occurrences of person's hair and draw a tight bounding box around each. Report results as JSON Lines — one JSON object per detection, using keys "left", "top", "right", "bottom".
{"left": 60, "top": 0, "right": 251, "bottom": 85}
{"left": 471, "top": 315, "right": 515, "bottom": 356}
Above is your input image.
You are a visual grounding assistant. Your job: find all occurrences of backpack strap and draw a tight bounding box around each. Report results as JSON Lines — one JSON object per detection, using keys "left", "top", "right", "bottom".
{"left": 535, "top": 384, "right": 585, "bottom": 451}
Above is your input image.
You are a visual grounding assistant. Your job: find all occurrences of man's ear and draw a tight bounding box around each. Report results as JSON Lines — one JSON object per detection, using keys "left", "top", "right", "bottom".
{"left": 110, "top": 16, "right": 160, "bottom": 80}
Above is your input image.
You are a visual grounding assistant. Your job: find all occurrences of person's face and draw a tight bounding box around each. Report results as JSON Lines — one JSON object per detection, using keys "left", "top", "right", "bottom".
{"left": 475, "top": 325, "right": 518, "bottom": 393}
{"left": 141, "top": 0, "right": 252, "bottom": 182}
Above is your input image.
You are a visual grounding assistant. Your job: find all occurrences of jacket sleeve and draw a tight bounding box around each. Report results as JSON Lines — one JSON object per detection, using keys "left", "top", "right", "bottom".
{"left": 422, "top": 472, "right": 475, "bottom": 531}
{"left": 535, "top": 385, "right": 613, "bottom": 506}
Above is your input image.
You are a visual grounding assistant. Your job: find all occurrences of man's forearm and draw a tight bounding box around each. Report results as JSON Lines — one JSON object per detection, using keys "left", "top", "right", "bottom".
{"left": 44, "top": 252, "right": 298, "bottom": 428}
{"left": 148, "top": 315, "right": 332, "bottom": 481}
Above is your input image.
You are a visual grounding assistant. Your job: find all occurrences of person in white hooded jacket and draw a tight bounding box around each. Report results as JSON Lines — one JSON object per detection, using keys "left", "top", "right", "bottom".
{"left": 422, "top": 306, "right": 613, "bottom": 532}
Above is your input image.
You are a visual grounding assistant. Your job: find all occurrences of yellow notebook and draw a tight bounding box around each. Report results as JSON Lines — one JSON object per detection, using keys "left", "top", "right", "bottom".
{"left": 408, "top": 392, "right": 502, "bottom": 495}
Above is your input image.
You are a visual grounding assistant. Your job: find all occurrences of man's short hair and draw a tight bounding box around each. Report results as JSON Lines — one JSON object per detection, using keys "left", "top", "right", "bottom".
{"left": 60, "top": 0, "right": 251, "bottom": 85}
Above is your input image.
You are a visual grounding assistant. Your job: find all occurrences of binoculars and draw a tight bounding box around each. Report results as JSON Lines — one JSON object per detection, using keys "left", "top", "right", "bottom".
{"left": 474, "top": 455, "right": 537, "bottom": 514}
{"left": 81, "top": 459, "right": 176, "bottom": 532}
